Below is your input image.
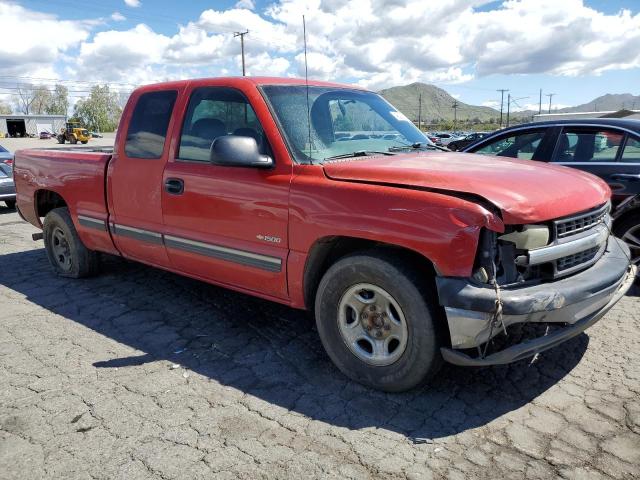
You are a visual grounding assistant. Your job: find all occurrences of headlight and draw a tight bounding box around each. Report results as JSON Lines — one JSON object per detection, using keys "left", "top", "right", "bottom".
{"left": 499, "top": 225, "right": 549, "bottom": 250}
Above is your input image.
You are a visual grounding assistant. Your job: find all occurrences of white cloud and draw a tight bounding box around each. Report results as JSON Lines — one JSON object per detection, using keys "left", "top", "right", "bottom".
{"left": 3, "top": 0, "right": 639, "bottom": 98}
{"left": 0, "top": 2, "right": 92, "bottom": 78}
{"left": 235, "top": 0, "right": 255, "bottom": 10}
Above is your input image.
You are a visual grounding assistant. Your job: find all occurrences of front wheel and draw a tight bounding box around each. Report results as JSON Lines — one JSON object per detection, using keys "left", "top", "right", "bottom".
{"left": 315, "top": 250, "right": 443, "bottom": 392}
{"left": 81, "top": 140, "right": 88, "bottom": 144}
{"left": 70, "top": 137, "right": 77, "bottom": 144}
{"left": 43, "top": 207, "right": 99, "bottom": 278}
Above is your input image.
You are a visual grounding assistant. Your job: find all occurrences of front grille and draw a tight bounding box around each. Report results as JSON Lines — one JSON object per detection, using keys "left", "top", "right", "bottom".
{"left": 555, "top": 203, "right": 609, "bottom": 239}
{"left": 556, "top": 246, "right": 600, "bottom": 272}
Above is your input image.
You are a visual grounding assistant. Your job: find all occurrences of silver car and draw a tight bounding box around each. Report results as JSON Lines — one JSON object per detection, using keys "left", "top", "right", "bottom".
{"left": 0, "top": 163, "right": 16, "bottom": 209}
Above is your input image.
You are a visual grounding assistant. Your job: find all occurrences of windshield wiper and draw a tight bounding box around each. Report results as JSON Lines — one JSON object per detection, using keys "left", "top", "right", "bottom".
{"left": 388, "top": 142, "right": 449, "bottom": 153}
{"left": 324, "top": 150, "right": 396, "bottom": 161}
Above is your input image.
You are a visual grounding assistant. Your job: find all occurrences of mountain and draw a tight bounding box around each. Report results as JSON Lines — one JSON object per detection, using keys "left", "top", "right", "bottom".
{"left": 379, "top": 82, "right": 639, "bottom": 124}
{"left": 559, "top": 93, "right": 640, "bottom": 113}
{"left": 379, "top": 82, "right": 516, "bottom": 123}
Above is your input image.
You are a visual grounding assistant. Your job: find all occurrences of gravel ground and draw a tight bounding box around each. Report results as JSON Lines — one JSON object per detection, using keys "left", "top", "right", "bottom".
{"left": 0, "top": 208, "right": 639, "bottom": 479}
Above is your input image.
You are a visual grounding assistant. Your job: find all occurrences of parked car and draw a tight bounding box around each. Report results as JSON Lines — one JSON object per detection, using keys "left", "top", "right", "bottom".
{"left": 431, "top": 132, "right": 462, "bottom": 146}
{"left": 448, "top": 132, "right": 489, "bottom": 151}
{"left": 91, "top": 132, "right": 103, "bottom": 138}
{"left": 0, "top": 163, "right": 16, "bottom": 209}
{"left": 0, "top": 144, "right": 14, "bottom": 167}
{"left": 40, "top": 131, "right": 54, "bottom": 139}
{"left": 13, "top": 78, "right": 635, "bottom": 391}
{"left": 462, "top": 119, "right": 640, "bottom": 280}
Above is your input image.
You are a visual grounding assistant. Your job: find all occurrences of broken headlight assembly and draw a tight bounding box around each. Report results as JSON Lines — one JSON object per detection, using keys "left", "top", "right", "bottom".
{"left": 472, "top": 225, "right": 552, "bottom": 286}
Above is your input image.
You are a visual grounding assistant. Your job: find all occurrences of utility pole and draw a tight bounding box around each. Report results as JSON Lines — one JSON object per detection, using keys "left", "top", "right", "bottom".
{"left": 418, "top": 93, "right": 422, "bottom": 131}
{"left": 234, "top": 30, "right": 249, "bottom": 76}
{"left": 506, "top": 93, "right": 511, "bottom": 127}
{"left": 452, "top": 100, "right": 459, "bottom": 130}
{"left": 538, "top": 88, "right": 542, "bottom": 114}
{"left": 497, "top": 89, "right": 509, "bottom": 128}
{"left": 546, "top": 93, "right": 556, "bottom": 114}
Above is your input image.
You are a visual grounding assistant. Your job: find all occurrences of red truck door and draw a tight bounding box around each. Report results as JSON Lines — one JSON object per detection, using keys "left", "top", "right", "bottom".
{"left": 107, "top": 89, "right": 179, "bottom": 267}
{"left": 161, "top": 85, "right": 291, "bottom": 299}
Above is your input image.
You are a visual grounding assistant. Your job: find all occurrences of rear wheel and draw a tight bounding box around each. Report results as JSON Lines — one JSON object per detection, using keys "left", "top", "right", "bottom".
{"left": 81, "top": 140, "right": 88, "bottom": 144}
{"left": 4, "top": 200, "right": 15, "bottom": 209}
{"left": 43, "top": 207, "right": 99, "bottom": 278}
{"left": 315, "top": 250, "right": 442, "bottom": 392}
{"left": 614, "top": 213, "right": 640, "bottom": 282}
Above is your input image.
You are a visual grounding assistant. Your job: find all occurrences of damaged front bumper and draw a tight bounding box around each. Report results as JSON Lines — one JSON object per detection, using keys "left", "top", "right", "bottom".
{"left": 436, "top": 237, "right": 636, "bottom": 366}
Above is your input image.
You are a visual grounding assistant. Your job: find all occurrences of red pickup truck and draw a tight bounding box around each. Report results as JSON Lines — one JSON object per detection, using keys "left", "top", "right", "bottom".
{"left": 14, "top": 77, "right": 636, "bottom": 391}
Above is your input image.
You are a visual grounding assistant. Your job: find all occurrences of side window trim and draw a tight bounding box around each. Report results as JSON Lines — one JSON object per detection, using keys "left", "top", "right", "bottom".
{"left": 175, "top": 86, "right": 272, "bottom": 164}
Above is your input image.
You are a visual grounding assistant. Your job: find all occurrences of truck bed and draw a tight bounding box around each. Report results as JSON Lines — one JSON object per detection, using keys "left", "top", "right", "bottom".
{"left": 14, "top": 147, "right": 117, "bottom": 254}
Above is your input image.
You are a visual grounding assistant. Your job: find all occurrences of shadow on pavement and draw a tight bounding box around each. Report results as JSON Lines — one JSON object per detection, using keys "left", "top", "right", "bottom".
{"left": 0, "top": 248, "right": 591, "bottom": 440}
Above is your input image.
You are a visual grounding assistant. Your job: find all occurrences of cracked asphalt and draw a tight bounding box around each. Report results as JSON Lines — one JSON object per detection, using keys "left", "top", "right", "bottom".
{"left": 1, "top": 207, "right": 639, "bottom": 479}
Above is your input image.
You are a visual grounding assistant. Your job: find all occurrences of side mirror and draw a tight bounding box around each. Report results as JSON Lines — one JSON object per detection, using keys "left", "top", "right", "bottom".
{"left": 210, "top": 135, "right": 273, "bottom": 169}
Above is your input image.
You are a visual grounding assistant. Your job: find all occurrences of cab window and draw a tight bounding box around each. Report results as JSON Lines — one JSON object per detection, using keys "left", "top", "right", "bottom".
{"left": 474, "top": 130, "right": 546, "bottom": 160}
{"left": 178, "top": 87, "right": 267, "bottom": 162}
{"left": 553, "top": 128, "right": 623, "bottom": 163}
{"left": 124, "top": 90, "right": 177, "bottom": 159}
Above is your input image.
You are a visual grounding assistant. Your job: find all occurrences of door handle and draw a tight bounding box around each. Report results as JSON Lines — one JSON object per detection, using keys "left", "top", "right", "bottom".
{"left": 164, "top": 178, "right": 184, "bottom": 195}
{"left": 610, "top": 173, "right": 640, "bottom": 182}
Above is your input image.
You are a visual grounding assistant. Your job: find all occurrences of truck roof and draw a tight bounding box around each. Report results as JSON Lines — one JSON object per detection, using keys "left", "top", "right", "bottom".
{"left": 133, "top": 76, "right": 365, "bottom": 94}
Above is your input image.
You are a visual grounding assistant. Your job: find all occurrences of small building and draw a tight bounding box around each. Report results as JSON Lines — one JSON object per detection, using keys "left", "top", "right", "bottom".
{"left": 533, "top": 110, "right": 640, "bottom": 122}
{"left": 0, "top": 114, "right": 67, "bottom": 137}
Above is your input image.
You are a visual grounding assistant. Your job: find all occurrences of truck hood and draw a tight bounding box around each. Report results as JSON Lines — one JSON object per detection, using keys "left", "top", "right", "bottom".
{"left": 322, "top": 152, "right": 610, "bottom": 224}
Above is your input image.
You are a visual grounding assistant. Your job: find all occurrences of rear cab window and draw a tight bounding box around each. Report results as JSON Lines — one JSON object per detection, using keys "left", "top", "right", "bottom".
{"left": 125, "top": 90, "right": 178, "bottom": 159}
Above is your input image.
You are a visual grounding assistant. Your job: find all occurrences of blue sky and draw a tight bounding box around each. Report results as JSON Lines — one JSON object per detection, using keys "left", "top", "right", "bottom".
{"left": 2, "top": 0, "right": 639, "bottom": 111}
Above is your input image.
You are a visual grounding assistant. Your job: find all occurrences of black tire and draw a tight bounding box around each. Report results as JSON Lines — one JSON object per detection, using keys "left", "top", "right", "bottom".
{"left": 81, "top": 140, "right": 88, "bottom": 144}
{"left": 70, "top": 137, "right": 77, "bottom": 144}
{"left": 314, "top": 250, "right": 443, "bottom": 392}
{"left": 613, "top": 212, "right": 640, "bottom": 282}
{"left": 5, "top": 200, "right": 16, "bottom": 209}
{"left": 43, "top": 207, "right": 99, "bottom": 278}
{"left": 58, "top": 136, "right": 65, "bottom": 144}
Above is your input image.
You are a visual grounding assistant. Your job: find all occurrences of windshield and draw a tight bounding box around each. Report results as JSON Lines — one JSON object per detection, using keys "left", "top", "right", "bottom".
{"left": 261, "top": 85, "right": 432, "bottom": 163}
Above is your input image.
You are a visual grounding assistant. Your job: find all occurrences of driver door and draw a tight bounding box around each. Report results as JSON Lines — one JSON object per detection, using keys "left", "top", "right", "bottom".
{"left": 161, "top": 86, "right": 291, "bottom": 299}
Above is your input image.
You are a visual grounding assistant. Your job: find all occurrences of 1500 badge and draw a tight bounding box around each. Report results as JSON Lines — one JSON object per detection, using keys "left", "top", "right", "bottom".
{"left": 256, "top": 234, "right": 282, "bottom": 244}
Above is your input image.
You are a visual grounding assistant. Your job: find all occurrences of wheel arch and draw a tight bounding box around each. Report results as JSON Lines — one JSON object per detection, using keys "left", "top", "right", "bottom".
{"left": 35, "top": 189, "right": 68, "bottom": 223}
{"left": 302, "top": 235, "right": 439, "bottom": 312}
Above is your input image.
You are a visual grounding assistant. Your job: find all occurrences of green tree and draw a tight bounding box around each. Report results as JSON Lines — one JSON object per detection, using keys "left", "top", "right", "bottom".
{"left": 73, "top": 85, "right": 122, "bottom": 132}
{"left": 30, "top": 86, "right": 52, "bottom": 114}
{"left": 47, "top": 85, "right": 69, "bottom": 116}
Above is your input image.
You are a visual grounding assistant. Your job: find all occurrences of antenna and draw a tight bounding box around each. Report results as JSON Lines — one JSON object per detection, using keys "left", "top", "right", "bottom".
{"left": 303, "top": 15, "right": 313, "bottom": 161}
